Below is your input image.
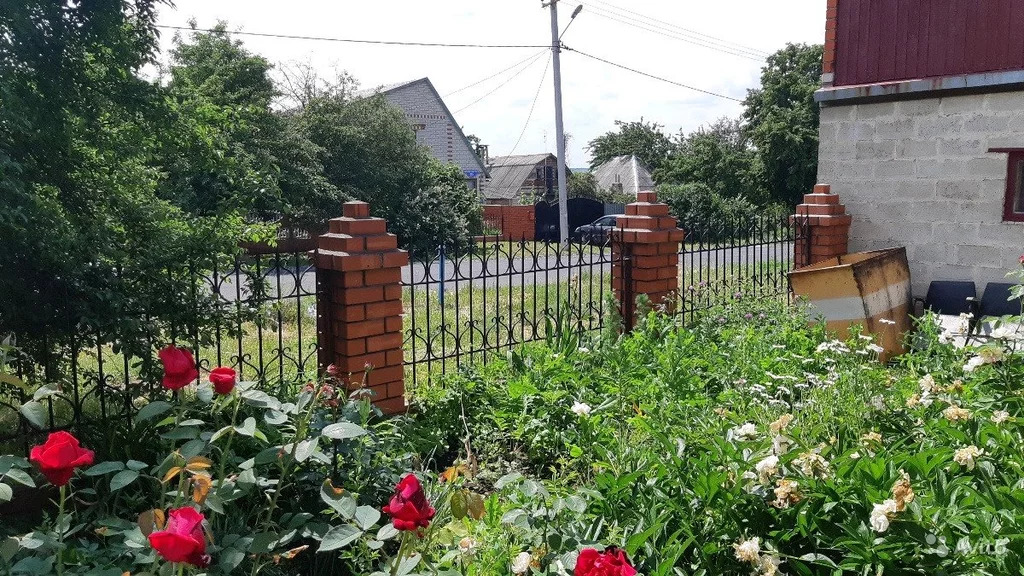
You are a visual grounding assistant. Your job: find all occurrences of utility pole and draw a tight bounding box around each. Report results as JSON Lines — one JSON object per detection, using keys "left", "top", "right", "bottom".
{"left": 544, "top": 0, "right": 570, "bottom": 244}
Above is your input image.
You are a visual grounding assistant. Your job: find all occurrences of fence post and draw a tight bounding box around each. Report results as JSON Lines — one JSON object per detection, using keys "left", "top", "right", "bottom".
{"left": 315, "top": 201, "right": 408, "bottom": 415}
{"left": 611, "top": 191, "right": 685, "bottom": 330}
{"left": 791, "top": 184, "right": 852, "bottom": 268}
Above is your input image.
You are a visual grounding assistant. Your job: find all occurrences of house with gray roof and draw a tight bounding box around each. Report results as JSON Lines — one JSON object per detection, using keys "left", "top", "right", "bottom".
{"left": 360, "top": 77, "right": 488, "bottom": 190}
{"left": 592, "top": 155, "right": 655, "bottom": 198}
{"left": 482, "top": 153, "right": 569, "bottom": 205}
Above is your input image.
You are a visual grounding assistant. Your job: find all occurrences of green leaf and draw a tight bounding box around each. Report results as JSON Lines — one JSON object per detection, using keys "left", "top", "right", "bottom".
{"left": 110, "top": 470, "right": 139, "bottom": 492}
{"left": 0, "top": 537, "right": 18, "bottom": 562}
{"left": 219, "top": 547, "right": 246, "bottom": 571}
{"left": 11, "top": 556, "right": 53, "bottom": 575}
{"left": 318, "top": 524, "right": 361, "bottom": 552}
{"left": 450, "top": 491, "right": 468, "bottom": 520}
{"left": 126, "top": 460, "right": 148, "bottom": 471}
{"left": 354, "top": 506, "right": 380, "bottom": 530}
{"left": 0, "top": 483, "right": 12, "bottom": 502}
{"left": 3, "top": 468, "right": 34, "bottom": 487}
{"left": 135, "top": 401, "right": 174, "bottom": 423}
{"left": 210, "top": 425, "right": 234, "bottom": 443}
{"left": 376, "top": 523, "right": 399, "bottom": 541}
{"left": 241, "top": 390, "right": 281, "bottom": 410}
{"left": 84, "top": 461, "right": 125, "bottom": 477}
{"left": 396, "top": 552, "right": 421, "bottom": 576}
{"left": 18, "top": 401, "right": 48, "bottom": 429}
{"left": 248, "top": 532, "right": 279, "bottom": 554}
{"left": 235, "top": 417, "right": 257, "bottom": 437}
{"left": 264, "top": 409, "right": 287, "bottom": 425}
{"left": 321, "top": 422, "right": 367, "bottom": 440}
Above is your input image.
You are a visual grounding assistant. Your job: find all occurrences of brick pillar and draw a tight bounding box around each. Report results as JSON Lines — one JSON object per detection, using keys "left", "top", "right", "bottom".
{"left": 792, "top": 184, "right": 852, "bottom": 268}
{"left": 611, "top": 191, "right": 685, "bottom": 329}
{"left": 316, "top": 201, "right": 407, "bottom": 414}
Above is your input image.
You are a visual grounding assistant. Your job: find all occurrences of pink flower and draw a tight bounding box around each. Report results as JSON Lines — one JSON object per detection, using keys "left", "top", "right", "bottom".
{"left": 148, "top": 507, "right": 210, "bottom": 567}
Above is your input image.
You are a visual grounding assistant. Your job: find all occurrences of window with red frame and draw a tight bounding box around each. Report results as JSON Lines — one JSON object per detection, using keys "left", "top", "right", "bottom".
{"left": 1001, "top": 151, "right": 1024, "bottom": 222}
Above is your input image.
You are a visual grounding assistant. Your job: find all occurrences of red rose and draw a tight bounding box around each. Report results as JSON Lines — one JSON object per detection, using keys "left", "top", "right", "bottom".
{"left": 575, "top": 547, "right": 636, "bottom": 576}
{"left": 159, "top": 345, "right": 198, "bottom": 390}
{"left": 381, "top": 474, "right": 435, "bottom": 531}
{"left": 29, "top": 431, "right": 95, "bottom": 487}
{"left": 148, "top": 506, "right": 211, "bottom": 568}
{"left": 208, "top": 367, "right": 237, "bottom": 395}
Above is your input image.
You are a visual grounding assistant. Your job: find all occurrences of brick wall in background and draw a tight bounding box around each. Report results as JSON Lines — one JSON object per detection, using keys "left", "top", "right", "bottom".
{"left": 482, "top": 204, "right": 536, "bottom": 240}
{"left": 817, "top": 91, "right": 1024, "bottom": 296}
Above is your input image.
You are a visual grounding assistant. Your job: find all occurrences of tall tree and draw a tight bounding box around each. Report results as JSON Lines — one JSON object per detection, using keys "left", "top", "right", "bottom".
{"left": 586, "top": 119, "right": 672, "bottom": 172}
{"left": 0, "top": 1, "right": 248, "bottom": 353}
{"left": 743, "top": 43, "right": 823, "bottom": 206}
{"left": 657, "top": 118, "right": 766, "bottom": 203}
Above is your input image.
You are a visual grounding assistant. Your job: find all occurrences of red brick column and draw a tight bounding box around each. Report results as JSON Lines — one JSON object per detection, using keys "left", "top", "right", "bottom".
{"left": 822, "top": 0, "right": 838, "bottom": 84}
{"left": 792, "top": 184, "right": 852, "bottom": 268}
{"left": 316, "top": 201, "right": 407, "bottom": 414}
{"left": 611, "top": 191, "right": 685, "bottom": 329}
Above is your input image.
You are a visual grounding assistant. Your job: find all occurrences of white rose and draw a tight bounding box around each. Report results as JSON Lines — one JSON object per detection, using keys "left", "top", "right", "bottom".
{"left": 511, "top": 551, "right": 533, "bottom": 575}
{"left": 756, "top": 455, "right": 780, "bottom": 483}
{"left": 730, "top": 422, "right": 758, "bottom": 442}
{"left": 571, "top": 401, "right": 592, "bottom": 417}
{"left": 733, "top": 537, "right": 761, "bottom": 564}
{"left": 870, "top": 499, "right": 898, "bottom": 533}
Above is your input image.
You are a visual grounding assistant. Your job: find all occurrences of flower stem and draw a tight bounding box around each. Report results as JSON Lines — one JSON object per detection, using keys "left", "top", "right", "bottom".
{"left": 177, "top": 563, "right": 184, "bottom": 576}
{"left": 390, "top": 532, "right": 409, "bottom": 576}
{"left": 56, "top": 484, "right": 66, "bottom": 576}
{"left": 216, "top": 392, "right": 243, "bottom": 489}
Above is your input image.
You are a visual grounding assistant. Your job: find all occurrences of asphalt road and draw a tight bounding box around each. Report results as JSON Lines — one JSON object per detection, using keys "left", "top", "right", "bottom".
{"left": 211, "top": 241, "right": 795, "bottom": 301}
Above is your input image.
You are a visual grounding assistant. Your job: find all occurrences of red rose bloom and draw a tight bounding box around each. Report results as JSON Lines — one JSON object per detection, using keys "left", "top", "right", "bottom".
{"left": 29, "top": 431, "right": 95, "bottom": 487}
{"left": 575, "top": 547, "right": 637, "bottom": 576}
{"left": 159, "top": 345, "right": 199, "bottom": 390}
{"left": 148, "top": 506, "right": 211, "bottom": 567}
{"left": 208, "top": 367, "right": 237, "bottom": 395}
{"left": 381, "top": 474, "right": 435, "bottom": 531}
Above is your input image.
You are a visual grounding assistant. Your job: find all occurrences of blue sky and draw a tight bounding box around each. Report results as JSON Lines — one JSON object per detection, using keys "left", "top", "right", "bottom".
{"left": 156, "top": 0, "right": 825, "bottom": 164}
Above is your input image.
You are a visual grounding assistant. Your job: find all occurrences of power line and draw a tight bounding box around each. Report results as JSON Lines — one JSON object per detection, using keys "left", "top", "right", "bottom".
{"left": 444, "top": 50, "right": 547, "bottom": 97}
{"left": 566, "top": 47, "right": 744, "bottom": 102}
{"left": 507, "top": 54, "right": 553, "bottom": 157}
{"left": 156, "top": 25, "right": 549, "bottom": 49}
{"left": 452, "top": 52, "right": 548, "bottom": 114}
{"left": 576, "top": 4, "right": 765, "bottom": 61}
{"left": 586, "top": 0, "right": 770, "bottom": 57}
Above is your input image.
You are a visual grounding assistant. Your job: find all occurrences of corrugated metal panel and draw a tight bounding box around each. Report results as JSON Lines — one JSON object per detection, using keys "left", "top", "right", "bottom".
{"left": 835, "top": 0, "right": 1024, "bottom": 87}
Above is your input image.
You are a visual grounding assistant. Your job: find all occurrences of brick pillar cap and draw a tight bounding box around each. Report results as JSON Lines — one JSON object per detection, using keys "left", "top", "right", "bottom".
{"left": 813, "top": 184, "right": 832, "bottom": 195}
{"left": 636, "top": 191, "right": 657, "bottom": 203}
{"left": 344, "top": 201, "right": 370, "bottom": 219}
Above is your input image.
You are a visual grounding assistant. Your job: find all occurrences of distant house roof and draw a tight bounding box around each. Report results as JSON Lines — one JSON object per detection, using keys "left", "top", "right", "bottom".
{"left": 592, "top": 155, "right": 655, "bottom": 197}
{"left": 482, "top": 154, "right": 556, "bottom": 202}
{"left": 356, "top": 77, "right": 488, "bottom": 177}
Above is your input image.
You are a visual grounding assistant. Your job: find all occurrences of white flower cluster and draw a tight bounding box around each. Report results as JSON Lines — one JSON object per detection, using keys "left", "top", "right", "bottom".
{"left": 733, "top": 537, "right": 782, "bottom": 575}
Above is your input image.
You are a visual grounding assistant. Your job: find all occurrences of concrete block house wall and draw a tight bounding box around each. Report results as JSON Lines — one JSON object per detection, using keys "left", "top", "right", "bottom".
{"left": 815, "top": 0, "right": 1024, "bottom": 296}
{"left": 373, "top": 78, "right": 488, "bottom": 191}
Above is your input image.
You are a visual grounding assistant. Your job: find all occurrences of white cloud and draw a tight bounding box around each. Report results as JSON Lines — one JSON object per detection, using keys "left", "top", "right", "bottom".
{"left": 156, "top": 0, "right": 824, "bottom": 164}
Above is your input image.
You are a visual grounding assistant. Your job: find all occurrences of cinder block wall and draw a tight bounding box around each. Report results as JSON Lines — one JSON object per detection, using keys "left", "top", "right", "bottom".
{"left": 817, "top": 92, "right": 1024, "bottom": 296}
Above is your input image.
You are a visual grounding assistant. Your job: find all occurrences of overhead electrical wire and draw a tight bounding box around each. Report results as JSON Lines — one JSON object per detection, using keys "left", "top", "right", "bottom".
{"left": 574, "top": 5, "right": 765, "bottom": 61}
{"left": 585, "top": 0, "right": 770, "bottom": 58}
{"left": 566, "top": 47, "right": 744, "bottom": 102}
{"left": 444, "top": 50, "right": 548, "bottom": 97}
{"left": 156, "top": 25, "right": 549, "bottom": 49}
{"left": 452, "top": 52, "right": 549, "bottom": 114}
{"left": 507, "top": 54, "right": 553, "bottom": 158}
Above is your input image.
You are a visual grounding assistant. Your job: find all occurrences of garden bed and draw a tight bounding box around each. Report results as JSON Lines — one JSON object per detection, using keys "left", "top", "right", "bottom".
{"left": 2, "top": 296, "right": 1023, "bottom": 575}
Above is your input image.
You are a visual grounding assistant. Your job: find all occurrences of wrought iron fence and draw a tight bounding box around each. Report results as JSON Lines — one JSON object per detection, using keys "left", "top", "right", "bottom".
{"left": 677, "top": 212, "right": 806, "bottom": 323}
{"left": 400, "top": 237, "right": 624, "bottom": 389}
{"left": 0, "top": 249, "right": 319, "bottom": 451}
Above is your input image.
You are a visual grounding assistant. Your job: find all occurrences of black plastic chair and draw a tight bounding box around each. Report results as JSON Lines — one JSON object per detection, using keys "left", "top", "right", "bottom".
{"left": 921, "top": 281, "right": 977, "bottom": 315}
{"left": 980, "top": 282, "right": 1022, "bottom": 317}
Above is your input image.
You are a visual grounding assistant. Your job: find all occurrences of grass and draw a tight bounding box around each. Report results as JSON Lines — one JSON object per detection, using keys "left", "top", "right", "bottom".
{"left": 0, "top": 258, "right": 791, "bottom": 451}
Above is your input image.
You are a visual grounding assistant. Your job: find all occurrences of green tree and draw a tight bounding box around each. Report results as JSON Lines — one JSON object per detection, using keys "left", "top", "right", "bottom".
{"left": 743, "top": 43, "right": 823, "bottom": 206}
{"left": 0, "top": 1, "right": 250, "bottom": 357}
{"left": 657, "top": 118, "right": 766, "bottom": 203}
{"left": 298, "top": 93, "right": 481, "bottom": 253}
{"left": 586, "top": 119, "right": 673, "bottom": 173}
{"left": 568, "top": 171, "right": 600, "bottom": 199}
{"left": 163, "top": 24, "right": 341, "bottom": 225}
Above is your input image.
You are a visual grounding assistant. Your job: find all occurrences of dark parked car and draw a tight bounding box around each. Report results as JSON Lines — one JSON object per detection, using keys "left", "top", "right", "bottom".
{"left": 574, "top": 215, "right": 619, "bottom": 245}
